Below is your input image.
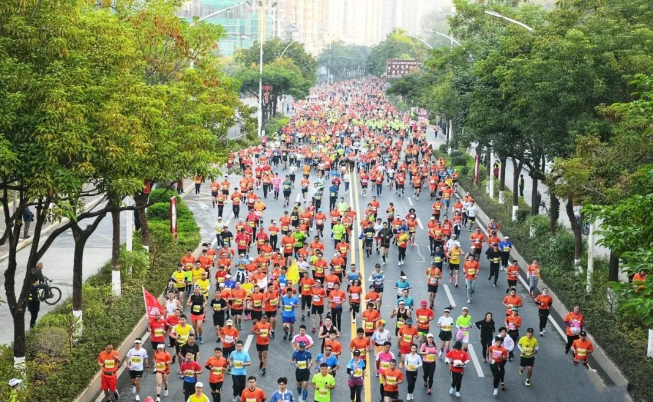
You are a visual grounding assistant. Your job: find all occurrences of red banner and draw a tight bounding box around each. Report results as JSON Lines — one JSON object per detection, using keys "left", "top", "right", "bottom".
{"left": 143, "top": 287, "right": 164, "bottom": 321}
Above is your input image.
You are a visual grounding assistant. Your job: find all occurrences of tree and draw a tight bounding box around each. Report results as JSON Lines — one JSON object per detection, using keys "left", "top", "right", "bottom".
{"left": 365, "top": 29, "right": 421, "bottom": 77}
{"left": 318, "top": 41, "right": 369, "bottom": 83}
{"left": 234, "top": 37, "right": 317, "bottom": 84}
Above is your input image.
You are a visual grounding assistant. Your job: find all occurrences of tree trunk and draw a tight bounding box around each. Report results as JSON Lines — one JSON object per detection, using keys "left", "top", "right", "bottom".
{"left": 134, "top": 191, "right": 149, "bottom": 249}
{"left": 485, "top": 146, "right": 491, "bottom": 180}
{"left": 549, "top": 192, "right": 560, "bottom": 234}
{"left": 608, "top": 251, "right": 619, "bottom": 282}
{"left": 499, "top": 157, "right": 507, "bottom": 191}
{"left": 111, "top": 206, "right": 121, "bottom": 296}
{"left": 566, "top": 199, "right": 583, "bottom": 261}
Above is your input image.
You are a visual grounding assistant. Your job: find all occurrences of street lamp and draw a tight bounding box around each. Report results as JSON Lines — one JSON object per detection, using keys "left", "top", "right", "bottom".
{"left": 484, "top": 10, "right": 534, "bottom": 32}
{"left": 189, "top": 1, "right": 247, "bottom": 25}
{"left": 250, "top": 0, "right": 278, "bottom": 137}
{"left": 279, "top": 40, "right": 299, "bottom": 59}
{"left": 424, "top": 29, "right": 461, "bottom": 49}
{"left": 407, "top": 35, "right": 433, "bottom": 50}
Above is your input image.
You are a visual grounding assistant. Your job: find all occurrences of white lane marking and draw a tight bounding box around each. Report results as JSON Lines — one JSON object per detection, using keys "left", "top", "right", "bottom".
{"left": 416, "top": 218, "right": 423, "bottom": 230}
{"left": 244, "top": 334, "right": 254, "bottom": 352}
{"left": 296, "top": 192, "right": 301, "bottom": 202}
{"left": 408, "top": 197, "right": 413, "bottom": 206}
{"left": 444, "top": 285, "right": 456, "bottom": 308}
{"left": 467, "top": 344, "right": 485, "bottom": 377}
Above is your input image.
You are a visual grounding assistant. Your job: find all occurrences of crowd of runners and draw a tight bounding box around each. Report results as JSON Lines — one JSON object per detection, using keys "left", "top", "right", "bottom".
{"left": 94, "top": 78, "right": 594, "bottom": 402}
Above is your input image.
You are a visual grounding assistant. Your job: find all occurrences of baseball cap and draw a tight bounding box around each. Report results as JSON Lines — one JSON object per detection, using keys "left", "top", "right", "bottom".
{"left": 511, "top": 307, "right": 518, "bottom": 311}
{"left": 353, "top": 350, "right": 361, "bottom": 356}
{"left": 398, "top": 300, "right": 406, "bottom": 305}
{"left": 196, "top": 382, "right": 204, "bottom": 388}
{"left": 405, "top": 318, "right": 413, "bottom": 324}
{"left": 226, "top": 319, "right": 233, "bottom": 325}
{"left": 430, "top": 217, "right": 435, "bottom": 220}
{"left": 452, "top": 234, "right": 457, "bottom": 238}
{"left": 299, "top": 341, "right": 306, "bottom": 348}
{"left": 526, "top": 328, "right": 534, "bottom": 333}
{"left": 504, "top": 236, "right": 509, "bottom": 239}
{"left": 420, "top": 300, "right": 427, "bottom": 306}
{"left": 157, "top": 343, "right": 165, "bottom": 349}
{"left": 134, "top": 338, "right": 142, "bottom": 344}
{"left": 427, "top": 333, "right": 434, "bottom": 338}
{"left": 8, "top": 378, "right": 21, "bottom": 387}
{"left": 580, "top": 330, "right": 587, "bottom": 336}
{"left": 461, "top": 307, "right": 469, "bottom": 311}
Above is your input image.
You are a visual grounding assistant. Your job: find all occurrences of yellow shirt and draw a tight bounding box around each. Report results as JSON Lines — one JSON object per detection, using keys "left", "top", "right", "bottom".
{"left": 242, "top": 283, "right": 254, "bottom": 296}
{"left": 191, "top": 267, "right": 204, "bottom": 282}
{"left": 518, "top": 336, "right": 539, "bottom": 358}
{"left": 187, "top": 393, "right": 210, "bottom": 402}
{"left": 172, "top": 271, "right": 187, "bottom": 288}
{"left": 449, "top": 249, "right": 461, "bottom": 264}
{"left": 195, "top": 279, "right": 210, "bottom": 296}
{"left": 173, "top": 324, "right": 193, "bottom": 346}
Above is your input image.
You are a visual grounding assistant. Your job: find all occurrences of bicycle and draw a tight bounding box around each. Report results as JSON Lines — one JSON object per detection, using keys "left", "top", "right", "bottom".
{"left": 39, "top": 277, "right": 62, "bottom": 305}
{"left": 538, "top": 201, "right": 549, "bottom": 216}
{"left": 580, "top": 220, "right": 590, "bottom": 236}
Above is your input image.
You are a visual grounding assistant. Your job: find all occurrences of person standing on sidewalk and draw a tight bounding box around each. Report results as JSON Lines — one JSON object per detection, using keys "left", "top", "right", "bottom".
{"left": 21, "top": 207, "right": 34, "bottom": 239}
{"left": 519, "top": 174, "right": 525, "bottom": 197}
{"left": 28, "top": 278, "right": 40, "bottom": 328}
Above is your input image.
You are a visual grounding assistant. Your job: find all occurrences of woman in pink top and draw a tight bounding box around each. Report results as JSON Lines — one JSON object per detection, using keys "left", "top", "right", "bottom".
{"left": 272, "top": 173, "right": 282, "bottom": 200}
{"left": 375, "top": 341, "right": 395, "bottom": 398}
{"left": 420, "top": 334, "right": 438, "bottom": 394}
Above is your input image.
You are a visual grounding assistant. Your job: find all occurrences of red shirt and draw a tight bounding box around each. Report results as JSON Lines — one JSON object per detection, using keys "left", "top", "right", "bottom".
{"left": 446, "top": 349, "right": 470, "bottom": 373}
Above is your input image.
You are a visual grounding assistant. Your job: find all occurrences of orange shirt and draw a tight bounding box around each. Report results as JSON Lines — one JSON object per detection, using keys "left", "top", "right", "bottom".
{"left": 205, "top": 356, "right": 228, "bottom": 383}
{"left": 250, "top": 292, "right": 265, "bottom": 311}
{"left": 324, "top": 274, "right": 341, "bottom": 291}
{"left": 253, "top": 322, "right": 272, "bottom": 345}
{"left": 350, "top": 337, "right": 371, "bottom": 357}
{"left": 382, "top": 368, "right": 404, "bottom": 392}
{"left": 311, "top": 287, "right": 326, "bottom": 306}
{"left": 181, "top": 255, "right": 196, "bottom": 269}
{"left": 503, "top": 295, "right": 523, "bottom": 316}
{"left": 572, "top": 339, "right": 593, "bottom": 359}
{"left": 98, "top": 350, "right": 121, "bottom": 375}
{"left": 279, "top": 217, "right": 292, "bottom": 232}
{"left": 505, "top": 315, "right": 522, "bottom": 331}
{"left": 282, "top": 235, "right": 295, "bottom": 253}
{"left": 361, "top": 309, "right": 380, "bottom": 333}
{"left": 398, "top": 326, "right": 419, "bottom": 347}
{"left": 313, "top": 259, "right": 328, "bottom": 277}
{"left": 325, "top": 339, "right": 342, "bottom": 355}
{"left": 263, "top": 290, "right": 280, "bottom": 312}
{"left": 153, "top": 351, "right": 172, "bottom": 374}
{"left": 328, "top": 289, "right": 346, "bottom": 308}
{"left": 230, "top": 288, "right": 247, "bottom": 309}
{"left": 415, "top": 307, "right": 434, "bottom": 330}
{"left": 534, "top": 294, "right": 552, "bottom": 310}
{"left": 348, "top": 285, "right": 362, "bottom": 303}
{"left": 506, "top": 264, "right": 520, "bottom": 281}
{"left": 488, "top": 346, "right": 508, "bottom": 363}
{"left": 470, "top": 233, "right": 486, "bottom": 248}
{"left": 300, "top": 277, "right": 316, "bottom": 296}
{"left": 336, "top": 242, "right": 349, "bottom": 256}
{"left": 463, "top": 260, "right": 480, "bottom": 280}
{"left": 220, "top": 327, "right": 239, "bottom": 348}
{"left": 241, "top": 387, "right": 266, "bottom": 402}
{"left": 564, "top": 312, "right": 584, "bottom": 336}
{"left": 329, "top": 257, "right": 345, "bottom": 274}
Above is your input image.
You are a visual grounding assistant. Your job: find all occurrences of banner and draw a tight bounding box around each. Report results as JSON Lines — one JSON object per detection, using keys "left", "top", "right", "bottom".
{"left": 143, "top": 287, "right": 165, "bottom": 321}
{"left": 473, "top": 155, "right": 480, "bottom": 186}
{"left": 386, "top": 59, "right": 418, "bottom": 78}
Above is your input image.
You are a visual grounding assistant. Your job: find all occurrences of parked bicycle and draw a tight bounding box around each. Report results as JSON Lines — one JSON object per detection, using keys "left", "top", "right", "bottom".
{"left": 39, "top": 277, "right": 62, "bottom": 305}
{"left": 538, "top": 201, "right": 549, "bottom": 216}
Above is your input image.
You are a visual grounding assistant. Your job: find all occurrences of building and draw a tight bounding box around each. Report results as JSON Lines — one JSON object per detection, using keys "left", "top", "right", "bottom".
{"left": 178, "top": 0, "right": 284, "bottom": 57}
{"left": 380, "top": 0, "right": 432, "bottom": 38}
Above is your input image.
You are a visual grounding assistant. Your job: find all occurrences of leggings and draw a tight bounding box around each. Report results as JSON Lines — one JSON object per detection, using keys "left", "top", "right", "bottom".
{"left": 480, "top": 337, "right": 492, "bottom": 360}
{"left": 500, "top": 252, "right": 510, "bottom": 267}
{"left": 398, "top": 247, "right": 406, "bottom": 262}
{"left": 508, "top": 330, "right": 519, "bottom": 359}
{"left": 422, "top": 362, "right": 436, "bottom": 388}
{"left": 450, "top": 371, "right": 464, "bottom": 392}
{"left": 232, "top": 375, "right": 246, "bottom": 398}
{"left": 488, "top": 264, "right": 500, "bottom": 285}
{"left": 406, "top": 370, "right": 418, "bottom": 393}
{"left": 349, "top": 384, "right": 363, "bottom": 402}
{"left": 538, "top": 310, "right": 549, "bottom": 332}
{"left": 566, "top": 334, "right": 579, "bottom": 353}
{"left": 331, "top": 307, "right": 343, "bottom": 331}
{"left": 351, "top": 303, "right": 360, "bottom": 319}
{"left": 490, "top": 361, "right": 506, "bottom": 388}
{"left": 270, "top": 235, "right": 277, "bottom": 250}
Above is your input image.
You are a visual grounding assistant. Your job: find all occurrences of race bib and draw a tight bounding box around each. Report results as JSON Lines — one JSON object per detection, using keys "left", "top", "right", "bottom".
{"left": 234, "top": 299, "right": 243, "bottom": 306}
{"left": 467, "top": 269, "right": 476, "bottom": 275}
{"left": 253, "top": 300, "right": 262, "bottom": 307}
{"left": 424, "top": 354, "right": 435, "bottom": 363}
{"left": 193, "top": 305, "right": 201, "bottom": 313}
{"left": 313, "top": 295, "right": 321, "bottom": 302}
{"left": 212, "top": 367, "right": 223, "bottom": 375}
{"left": 402, "top": 334, "right": 412, "bottom": 343}
{"left": 154, "top": 328, "right": 164, "bottom": 338}
{"left": 491, "top": 350, "right": 503, "bottom": 359}
{"left": 224, "top": 335, "right": 234, "bottom": 343}
{"left": 297, "top": 361, "right": 307, "bottom": 369}
{"left": 213, "top": 304, "right": 222, "bottom": 311}
{"left": 351, "top": 293, "right": 360, "bottom": 300}
{"left": 284, "top": 305, "right": 293, "bottom": 312}
{"left": 234, "top": 361, "right": 244, "bottom": 369}
{"left": 364, "top": 321, "right": 373, "bottom": 330}
{"left": 318, "top": 388, "right": 328, "bottom": 396}
{"left": 407, "top": 364, "right": 416, "bottom": 371}
{"left": 259, "top": 329, "right": 268, "bottom": 338}
{"left": 353, "top": 368, "right": 363, "bottom": 377}
{"left": 104, "top": 360, "right": 115, "bottom": 369}
{"left": 577, "top": 348, "right": 587, "bottom": 357}
{"left": 156, "top": 362, "right": 166, "bottom": 371}
{"left": 385, "top": 376, "right": 397, "bottom": 385}
{"left": 131, "top": 356, "right": 142, "bottom": 365}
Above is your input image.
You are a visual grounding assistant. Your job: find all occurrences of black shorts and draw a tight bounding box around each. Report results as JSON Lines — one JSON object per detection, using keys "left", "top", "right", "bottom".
{"left": 450, "top": 263, "right": 459, "bottom": 271}
{"left": 384, "top": 391, "right": 398, "bottom": 399}
{"left": 213, "top": 314, "right": 225, "bottom": 327}
{"left": 520, "top": 356, "right": 535, "bottom": 367}
{"left": 284, "top": 252, "right": 293, "bottom": 258}
{"left": 311, "top": 305, "right": 324, "bottom": 315}
{"left": 361, "top": 183, "right": 368, "bottom": 188}
{"left": 231, "top": 308, "right": 243, "bottom": 316}
{"left": 302, "top": 188, "right": 308, "bottom": 193}
{"left": 296, "top": 370, "right": 311, "bottom": 382}
{"left": 283, "top": 190, "right": 291, "bottom": 197}
{"left": 210, "top": 382, "right": 223, "bottom": 393}
{"left": 374, "top": 286, "right": 384, "bottom": 294}
{"left": 316, "top": 225, "right": 324, "bottom": 231}
{"left": 129, "top": 370, "right": 143, "bottom": 379}
{"left": 256, "top": 344, "right": 269, "bottom": 352}
{"left": 428, "top": 285, "right": 439, "bottom": 294}
{"left": 212, "top": 191, "right": 219, "bottom": 197}
{"left": 302, "top": 295, "right": 312, "bottom": 309}
{"left": 439, "top": 331, "right": 452, "bottom": 341}
{"left": 251, "top": 311, "right": 263, "bottom": 321}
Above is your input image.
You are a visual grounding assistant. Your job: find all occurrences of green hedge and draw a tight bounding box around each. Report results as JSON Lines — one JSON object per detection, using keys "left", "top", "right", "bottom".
{"left": 0, "top": 191, "right": 200, "bottom": 402}
{"left": 454, "top": 165, "right": 652, "bottom": 401}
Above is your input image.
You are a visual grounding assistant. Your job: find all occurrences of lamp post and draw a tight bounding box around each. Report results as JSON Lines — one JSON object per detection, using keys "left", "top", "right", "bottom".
{"left": 279, "top": 40, "right": 299, "bottom": 59}
{"left": 424, "top": 29, "right": 461, "bottom": 49}
{"left": 484, "top": 10, "right": 534, "bottom": 31}
{"left": 407, "top": 34, "right": 433, "bottom": 50}
{"left": 254, "top": 0, "right": 278, "bottom": 137}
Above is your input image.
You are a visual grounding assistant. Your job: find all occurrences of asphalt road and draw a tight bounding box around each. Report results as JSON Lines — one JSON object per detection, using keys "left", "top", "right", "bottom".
{"left": 105, "top": 131, "right": 630, "bottom": 402}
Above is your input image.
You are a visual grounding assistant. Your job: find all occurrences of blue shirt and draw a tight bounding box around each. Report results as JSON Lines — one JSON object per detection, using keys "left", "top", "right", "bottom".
{"left": 282, "top": 295, "right": 299, "bottom": 318}
{"left": 229, "top": 350, "right": 250, "bottom": 376}
{"left": 398, "top": 295, "right": 414, "bottom": 309}
{"left": 292, "top": 350, "right": 312, "bottom": 372}
{"left": 224, "top": 280, "right": 236, "bottom": 290}
{"left": 315, "top": 354, "right": 339, "bottom": 372}
{"left": 395, "top": 280, "right": 411, "bottom": 291}
{"left": 499, "top": 241, "right": 513, "bottom": 252}
{"left": 270, "top": 390, "right": 295, "bottom": 402}
{"left": 278, "top": 274, "right": 288, "bottom": 288}
{"left": 347, "top": 358, "right": 366, "bottom": 378}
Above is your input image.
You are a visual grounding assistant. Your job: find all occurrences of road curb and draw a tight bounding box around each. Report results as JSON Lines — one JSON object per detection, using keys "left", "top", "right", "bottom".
{"left": 76, "top": 185, "right": 205, "bottom": 402}
{"left": 454, "top": 182, "right": 631, "bottom": 395}
{"left": 0, "top": 196, "right": 105, "bottom": 263}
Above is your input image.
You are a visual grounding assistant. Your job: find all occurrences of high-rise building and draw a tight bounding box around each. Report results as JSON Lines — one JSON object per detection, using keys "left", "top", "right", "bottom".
{"left": 380, "top": 0, "right": 432, "bottom": 38}
{"left": 283, "top": 0, "right": 331, "bottom": 55}
{"left": 178, "top": 0, "right": 284, "bottom": 57}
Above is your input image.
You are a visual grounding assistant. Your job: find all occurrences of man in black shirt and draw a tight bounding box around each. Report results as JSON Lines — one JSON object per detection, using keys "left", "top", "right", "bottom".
{"left": 210, "top": 289, "right": 228, "bottom": 343}
{"left": 377, "top": 222, "right": 393, "bottom": 265}
{"left": 179, "top": 334, "right": 200, "bottom": 365}
{"left": 485, "top": 243, "right": 502, "bottom": 287}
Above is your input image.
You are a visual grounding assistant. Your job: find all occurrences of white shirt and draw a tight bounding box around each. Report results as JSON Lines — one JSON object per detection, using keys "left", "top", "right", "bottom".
{"left": 215, "top": 221, "right": 224, "bottom": 233}
{"left": 446, "top": 239, "right": 461, "bottom": 250}
{"left": 127, "top": 347, "right": 148, "bottom": 371}
{"left": 501, "top": 334, "right": 515, "bottom": 352}
{"left": 343, "top": 173, "right": 351, "bottom": 183}
{"left": 467, "top": 205, "right": 477, "bottom": 218}
{"left": 297, "top": 261, "right": 310, "bottom": 274}
{"left": 289, "top": 165, "right": 298, "bottom": 174}
{"left": 371, "top": 329, "right": 392, "bottom": 345}
{"left": 403, "top": 353, "right": 423, "bottom": 371}
{"left": 437, "top": 316, "right": 454, "bottom": 331}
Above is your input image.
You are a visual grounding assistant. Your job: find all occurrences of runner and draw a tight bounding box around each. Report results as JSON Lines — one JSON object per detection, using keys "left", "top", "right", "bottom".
{"left": 424, "top": 262, "right": 441, "bottom": 309}
{"left": 419, "top": 334, "right": 438, "bottom": 395}
{"left": 229, "top": 340, "right": 251, "bottom": 401}
{"left": 252, "top": 315, "right": 272, "bottom": 375}
{"left": 311, "top": 363, "right": 336, "bottom": 402}
{"left": 518, "top": 328, "right": 539, "bottom": 386}
{"left": 402, "top": 344, "right": 423, "bottom": 400}
{"left": 488, "top": 337, "right": 508, "bottom": 395}
{"left": 380, "top": 359, "right": 404, "bottom": 402}
{"left": 282, "top": 287, "right": 300, "bottom": 340}
{"left": 455, "top": 307, "right": 472, "bottom": 351}
{"left": 153, "top": 344, "right": 172, "bottom": 402}
{"left": 204, "top": 348, "right": 228, "bottom": 402}
{"left": 346, "top": 350, "right": 366, "bottom": 402}
{"left": 240, "top": 377, "right": 266, "bottom": 402}
{"left": 98, "top": 343, "right": 121, "bottom": 402}
{"left": 571, "top": 331, "right": 594, "bottom": 366}
{"left": 446, "top": 341, "right": 470, "bottom": 397}
{"left": 534, "top": 287, "right": 553, "bottom": 335}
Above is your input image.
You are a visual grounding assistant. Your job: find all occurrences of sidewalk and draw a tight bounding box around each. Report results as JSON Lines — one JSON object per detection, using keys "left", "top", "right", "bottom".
{"left": 435, "top": 131, "right": 610, "bottom": 258}
{"left": 0, "top": 183, "right": 195, "bottom": 345}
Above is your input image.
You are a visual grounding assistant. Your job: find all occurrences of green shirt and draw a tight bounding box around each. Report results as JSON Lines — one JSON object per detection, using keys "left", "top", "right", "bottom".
{"left": 312, "top": 373, "right": 335, "bottom": 402}
{"left": 292, "top": 231, "right": 307, "bottom": 247}
{"left": 337, "top": 203, "right": 348, "bottom": 215}
{"left": 332, "top": 224, "right": 346, "bottom": 241}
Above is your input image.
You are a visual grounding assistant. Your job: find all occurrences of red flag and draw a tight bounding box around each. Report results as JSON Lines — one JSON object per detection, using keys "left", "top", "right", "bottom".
{"left": 143, "top": 286, "right": 164, "bottom": 321}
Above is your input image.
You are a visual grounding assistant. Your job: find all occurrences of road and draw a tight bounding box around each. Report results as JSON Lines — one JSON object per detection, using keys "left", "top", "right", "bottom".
{"left": 106, "top": 135, "right": 629, "bottom": 401}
